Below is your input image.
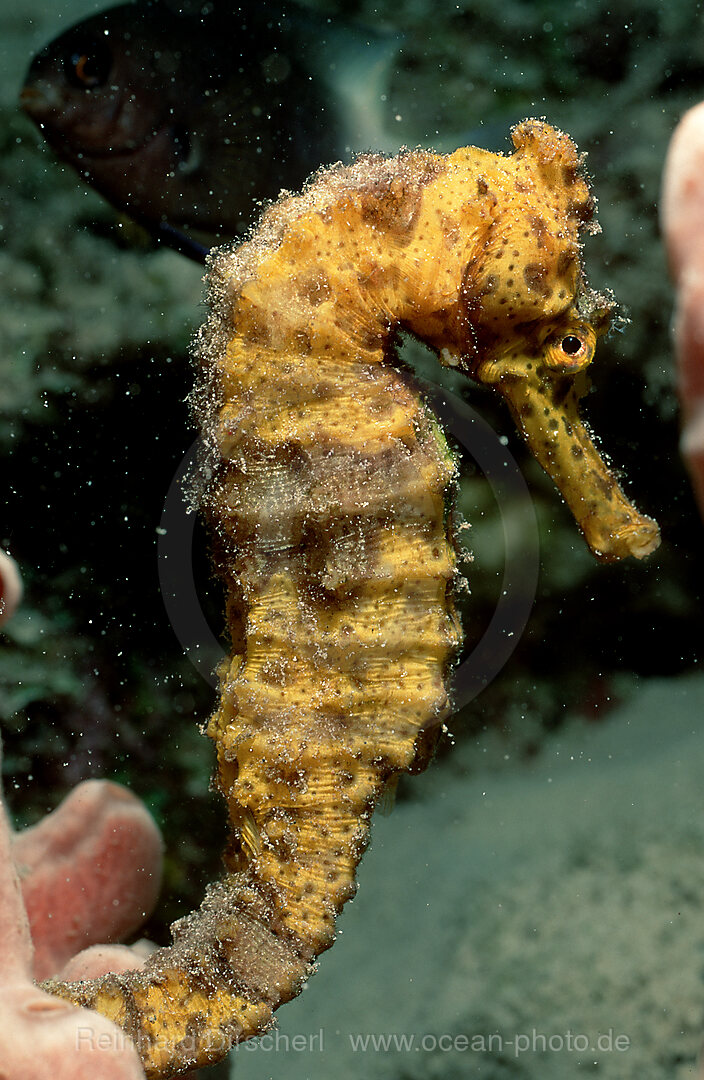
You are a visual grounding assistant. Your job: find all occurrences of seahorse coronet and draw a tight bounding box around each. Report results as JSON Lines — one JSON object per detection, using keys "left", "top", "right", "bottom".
{"left": 41, "top": 119, "right": 659, "bottom": 1077}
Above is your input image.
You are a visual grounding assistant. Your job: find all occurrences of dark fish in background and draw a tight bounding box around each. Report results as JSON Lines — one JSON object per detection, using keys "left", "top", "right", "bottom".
{"left": 20, "top": 0, "right": 399, "bottom": 260}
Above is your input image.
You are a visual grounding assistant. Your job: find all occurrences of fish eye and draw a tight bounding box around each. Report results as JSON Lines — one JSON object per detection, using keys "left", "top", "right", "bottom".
{"left": 66, "top": 41, "right": 112, "bottom": 89}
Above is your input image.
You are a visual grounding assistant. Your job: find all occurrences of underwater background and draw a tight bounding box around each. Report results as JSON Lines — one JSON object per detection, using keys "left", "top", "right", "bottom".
{"left": 1, "top": 0, "right": 704, "bottom": 1076}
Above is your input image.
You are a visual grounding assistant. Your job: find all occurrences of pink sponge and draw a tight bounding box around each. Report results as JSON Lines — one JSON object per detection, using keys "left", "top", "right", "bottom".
{"left": 0, "top": 549, "right": 22, "bottom": 627}
{"left": 662, "top": 102, "right": 704, "bottom": 518}
{"left": 16, "top": 779, "right": 163, "bottom": 980}
{"left": 0, "top": 773, "right": 156, "bottom": 1075}
{"left": 0, "top": 745, "right": 165, "bottom": 1078}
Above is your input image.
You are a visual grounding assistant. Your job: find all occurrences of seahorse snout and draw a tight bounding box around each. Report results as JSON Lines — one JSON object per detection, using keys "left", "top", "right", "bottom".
{"left": 494, "top": 368, "right": 661, "bottom": 562}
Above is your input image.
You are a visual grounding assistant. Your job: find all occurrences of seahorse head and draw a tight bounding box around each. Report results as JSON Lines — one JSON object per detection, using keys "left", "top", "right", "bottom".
{"left": 450, "top": 120, "right": 660, "bottom": 561}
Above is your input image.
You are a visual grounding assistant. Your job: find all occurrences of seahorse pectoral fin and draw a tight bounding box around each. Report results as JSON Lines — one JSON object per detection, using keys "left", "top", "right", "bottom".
{"left": 496, "top": 371, "right": 660, "bottom": 562}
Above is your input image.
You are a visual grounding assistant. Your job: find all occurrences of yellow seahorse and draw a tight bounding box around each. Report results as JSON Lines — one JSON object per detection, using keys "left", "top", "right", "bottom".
{"left": 43, "top": 120, "right": 660, "bottom": 1076}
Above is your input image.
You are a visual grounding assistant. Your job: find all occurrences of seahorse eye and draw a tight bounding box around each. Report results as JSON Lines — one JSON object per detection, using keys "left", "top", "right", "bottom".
{"left": 561, "top": 334, "right": 585, "bottom": 356}
{"left": 544, "top": 325, "right": 595, "bottom": 373}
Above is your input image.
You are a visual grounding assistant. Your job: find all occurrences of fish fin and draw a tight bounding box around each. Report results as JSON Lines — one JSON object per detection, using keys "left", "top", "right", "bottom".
{"left": 154, "top": 222, "right": 210, "bottom": 263}
{"left": 331, "top": 32, "right": 402, "bottom": 153}
{"left": 240, "top": 807, "right": 262, "bottom": 860}
{"left": 377, "top": 775, "right": 400, "bottom": 816}
{"left": 279, "top": 9, "right": 402, "bottom": 154}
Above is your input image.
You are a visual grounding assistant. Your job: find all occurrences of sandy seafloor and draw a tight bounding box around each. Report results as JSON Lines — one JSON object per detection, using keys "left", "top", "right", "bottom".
{"left": 230, "top": 672, "right": 704, "bottom": 1080}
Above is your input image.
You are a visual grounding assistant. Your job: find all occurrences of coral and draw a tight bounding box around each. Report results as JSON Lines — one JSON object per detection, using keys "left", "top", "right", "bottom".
{"left": 661, "top": 101, "right": 704, "bottom": 519}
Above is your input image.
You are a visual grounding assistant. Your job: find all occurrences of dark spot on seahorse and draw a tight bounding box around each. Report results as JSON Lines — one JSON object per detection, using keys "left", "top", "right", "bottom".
{"left": 358, "top": 325, "right": 385, "bottom": 350}
{"left": 523, "top": 263, "right": 550, "bottom": 296}
{"left": 272, "top": 833, "right": 297, "bottom": 862}
{"left": 312, "top": 379, "right": 338, "bottom": 401}
{"left": 440, "top": 213, "right": 461, "bottom": 248}
{"left": 296, "top": 271, "right": 332, "bottom": 306}
{"left": 562, "top": 416, "right": 574, "bottom": 436}
{"left": 243, "top": 320, "right": 272, "bottom": 348}
{"left": 547, "top": 378, "right": 574, "bottom": 408}
{"left": 557, "top": 249, "right": 576, "bottom": 277}
{"left": 567, "top": 190, "right": 596, "bottom": 223}
{"left": 563, "top": 163, "right": 579, "bottom": 186}
{"left": 529, "top": 214, "right": 549, "bottom": 249}
{"left": 271, "top": 763, "right": 308, "bottom": 791}
{"left": 358, "top": 179, "right": 420, "bottom": 244}
{"left": 182, "top": 1014, "right": 209, "bottom": 1049}
{"left": 293, "top": 329, "right": 312, "bottom": 354}
{"left": 590, "top": 469, "right": 617, "bottom": 498}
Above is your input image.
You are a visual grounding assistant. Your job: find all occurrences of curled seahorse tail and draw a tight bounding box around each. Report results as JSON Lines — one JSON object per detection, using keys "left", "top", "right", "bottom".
{"left": 41, "top": 885, "right": 306, "bottom": 1075}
